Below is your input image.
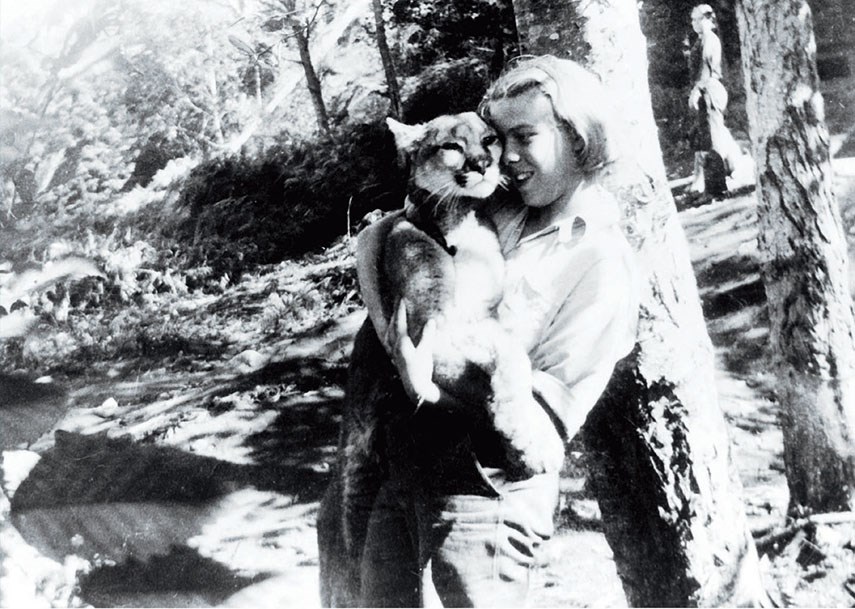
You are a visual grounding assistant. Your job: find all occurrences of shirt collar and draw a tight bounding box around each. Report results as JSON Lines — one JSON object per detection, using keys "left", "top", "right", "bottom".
{"left": 518, "top": 181, "right": 621, "bottom": 246}
{"left": 490, "top": 181, "right": 622, "bottom": 254}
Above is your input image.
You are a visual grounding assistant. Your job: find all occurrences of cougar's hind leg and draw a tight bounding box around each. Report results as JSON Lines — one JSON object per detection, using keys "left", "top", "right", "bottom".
{"left": 319, "top": 319, "right": 397, "bottom": 606}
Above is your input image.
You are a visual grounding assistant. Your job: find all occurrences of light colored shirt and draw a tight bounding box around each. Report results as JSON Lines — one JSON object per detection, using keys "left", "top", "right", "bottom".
{"left": 489, "top": 181, "right": 640, "bottom": 440}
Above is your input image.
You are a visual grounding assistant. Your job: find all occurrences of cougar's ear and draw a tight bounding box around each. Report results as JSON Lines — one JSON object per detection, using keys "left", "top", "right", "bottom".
{"left": 386, "top": 117, "right": 427, "bottom": 155}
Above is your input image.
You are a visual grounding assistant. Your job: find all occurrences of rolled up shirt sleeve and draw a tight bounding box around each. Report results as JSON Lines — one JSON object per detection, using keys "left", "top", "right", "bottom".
{"left": 530, "top": 246, "right": 640, "bottom": 441}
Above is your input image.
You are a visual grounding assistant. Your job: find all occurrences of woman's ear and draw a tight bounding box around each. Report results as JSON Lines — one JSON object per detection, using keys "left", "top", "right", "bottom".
{"left": 563, "top": 123, "right": 585, "bottom": 155}
{"left": 386, "top": 117, "right": 427, "bottom": 155}
{"left": 564, "top": 122, "right": 597, "bottom": 172}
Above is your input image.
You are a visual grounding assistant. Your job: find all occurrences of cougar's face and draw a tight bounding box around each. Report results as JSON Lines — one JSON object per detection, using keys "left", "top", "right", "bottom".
{"left": 388, "top": 112, "right": 503, "bottom": 200}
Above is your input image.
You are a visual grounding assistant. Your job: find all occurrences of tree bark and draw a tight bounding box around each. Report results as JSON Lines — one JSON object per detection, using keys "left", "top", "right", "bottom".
{"left": 510, "top": 0, "right": 767, "bottom": 605}
{"left": 289, "top": 19, "right": 331, "bottom": 136}
{"left": 735, "top": 0, "right": 855, "bottom": 513}
{"left": 370, "top": 0, "right": 401, "bottom": 119}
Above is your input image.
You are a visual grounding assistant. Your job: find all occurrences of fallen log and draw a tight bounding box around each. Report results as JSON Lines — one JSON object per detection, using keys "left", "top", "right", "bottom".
{"left": 754, "top": 511, "right": 855, "bottom": 554}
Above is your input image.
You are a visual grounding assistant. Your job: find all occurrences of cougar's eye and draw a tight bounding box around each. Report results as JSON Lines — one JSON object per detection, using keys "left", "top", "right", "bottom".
{"left": 440, "top": 142, "right": 464, "bottom": 153}
{"left": 481, "top": 134, "right": 498, "bottom": 147}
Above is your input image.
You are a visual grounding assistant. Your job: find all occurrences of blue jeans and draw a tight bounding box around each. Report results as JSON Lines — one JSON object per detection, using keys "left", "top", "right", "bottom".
{"left": 359, "top": 467, "right": 559, "bottom": 607}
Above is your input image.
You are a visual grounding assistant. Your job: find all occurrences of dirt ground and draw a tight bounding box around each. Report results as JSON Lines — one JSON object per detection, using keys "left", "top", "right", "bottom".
{"left": 3, "top": 163, "right": 855, "bottom": 607}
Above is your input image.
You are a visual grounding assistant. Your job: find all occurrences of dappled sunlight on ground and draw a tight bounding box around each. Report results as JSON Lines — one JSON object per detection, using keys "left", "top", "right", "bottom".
{"left": 677, "top": 158, "right": 855, "bottom": 607}
{"left": 2, "top": 300, "right": 361, "bottom": 606}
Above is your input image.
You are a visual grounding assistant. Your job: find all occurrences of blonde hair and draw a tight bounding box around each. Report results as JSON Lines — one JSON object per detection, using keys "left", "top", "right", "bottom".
{"left": 478, "top": 55, "right": 617, "bottom": 176}
{"left": 691, "top": 4, "right": 717, "bottom": 27}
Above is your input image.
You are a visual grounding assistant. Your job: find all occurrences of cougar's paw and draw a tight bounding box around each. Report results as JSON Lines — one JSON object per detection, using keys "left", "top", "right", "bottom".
{"left": 512, "top": 427, "right": 565, "bottom": 475}
{"left": 491, "top": 399, "right": 565, "bottom": 475}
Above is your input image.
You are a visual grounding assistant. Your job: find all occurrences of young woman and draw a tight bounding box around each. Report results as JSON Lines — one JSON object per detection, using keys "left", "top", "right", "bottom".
{"left": 353, "top": 56, "right": 640, "bottom": 606}
{"left": 688, "top": 3, "right": 740, "bottom": 194}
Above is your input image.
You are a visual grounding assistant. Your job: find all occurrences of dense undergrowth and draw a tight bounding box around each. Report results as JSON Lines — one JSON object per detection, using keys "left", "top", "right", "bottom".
{"left": 175, "top": 121, "right": 403, "bottom": 272}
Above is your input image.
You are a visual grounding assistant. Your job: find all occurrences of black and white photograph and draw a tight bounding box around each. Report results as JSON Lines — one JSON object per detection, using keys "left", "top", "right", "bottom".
{"left": 1, "top": 0, "right": 854, "bottom": 606}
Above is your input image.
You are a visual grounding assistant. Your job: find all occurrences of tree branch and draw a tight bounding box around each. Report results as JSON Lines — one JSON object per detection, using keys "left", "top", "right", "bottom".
{"left": 306, "top": 0, "right": 328, "bottom": 31}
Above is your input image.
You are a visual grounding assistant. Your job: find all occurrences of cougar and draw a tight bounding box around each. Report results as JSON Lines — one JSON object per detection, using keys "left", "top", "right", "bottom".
{"left": 318, "top": 112, "right": 564, "bottom": 606}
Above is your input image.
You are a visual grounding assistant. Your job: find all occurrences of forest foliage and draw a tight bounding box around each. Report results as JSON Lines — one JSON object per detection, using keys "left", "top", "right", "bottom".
{"left": 0, "top": 0, "right": 522, "bottom": 370}
{"left": 0, "top": 0, "right": 517, "bottom": 263}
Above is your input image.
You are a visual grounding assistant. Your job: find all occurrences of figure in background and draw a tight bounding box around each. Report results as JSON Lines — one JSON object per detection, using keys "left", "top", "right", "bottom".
{"left": 688, "top": 3, "right": 740, "bottom": 196}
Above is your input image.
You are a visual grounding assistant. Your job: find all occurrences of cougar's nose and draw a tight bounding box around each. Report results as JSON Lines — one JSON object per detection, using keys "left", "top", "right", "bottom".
{"left": 465, "top": 156, "right": 490, "bottom": 174}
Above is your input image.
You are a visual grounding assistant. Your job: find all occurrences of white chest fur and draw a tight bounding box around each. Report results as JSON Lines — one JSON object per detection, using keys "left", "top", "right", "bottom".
{"left": 444, "top": 210, "right": 506, "bottom": 320}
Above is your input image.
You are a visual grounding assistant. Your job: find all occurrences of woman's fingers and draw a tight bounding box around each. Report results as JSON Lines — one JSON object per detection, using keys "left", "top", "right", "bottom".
{"left": 500, "top": 525, "right": 537, "bottom": 566}
{"left": 395, "top": 298, "right": 408, "bottom": 340}
{"left": 386, "top": 299, "right": 415, "bottom": 357}
{"left": 388, "top": 301, "right": 440, "bottom": 406}
{"left": 383, "top": 298, "right": 404, "bottom": 352}
{"left": 409, "top": 317, "right": 440, "bottom": 405}
{"left": 688, "top": 87, "right": 701, "bottom": 110}
{"left": 410, "top": 319, "right": 440, "bottom": 404}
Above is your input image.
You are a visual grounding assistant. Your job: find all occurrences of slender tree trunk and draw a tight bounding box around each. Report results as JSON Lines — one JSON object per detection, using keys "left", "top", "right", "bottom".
{"left": 203, "top": 26, "right": 226, "bottom": 145}
{"left": 511, "top": 0, "right": 767, "bottom": 605}
{"left": 370, "top": 0, "right": 401, "bottom": 119}
{"left": 735, "top": 0, "right": 855, "bottom": 513}
{"left": 290, "top": 19, "right": 331, "bottom": 136}
{"left": 254, "top": 63, "right": 263, "bottom": 108}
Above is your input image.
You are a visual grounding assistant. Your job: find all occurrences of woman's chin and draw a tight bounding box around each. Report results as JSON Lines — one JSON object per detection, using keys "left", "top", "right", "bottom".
{"left": 518, "top": 191, "right": 548, "bottom": 208}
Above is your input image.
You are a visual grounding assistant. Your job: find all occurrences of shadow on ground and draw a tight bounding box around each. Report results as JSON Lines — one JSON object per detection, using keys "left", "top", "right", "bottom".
{"left": 1, "top": 374, "right": 69, "bottom": 450}
{"left": 674, "top": 183, "right": 757, "bottom": 212}
{"left": 79, "top": 547, "right": 261, "bottom": 608}
{"left": 7, "top": 348, "right": 347, "bottom": 607}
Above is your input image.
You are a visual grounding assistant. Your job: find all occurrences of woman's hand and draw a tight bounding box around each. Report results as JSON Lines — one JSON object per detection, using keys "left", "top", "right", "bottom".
{"left": 386, "top": 300, "right": 441, "bottom": 408}
{"left": 688, "top": 85, "right": 701, "bottom": 110}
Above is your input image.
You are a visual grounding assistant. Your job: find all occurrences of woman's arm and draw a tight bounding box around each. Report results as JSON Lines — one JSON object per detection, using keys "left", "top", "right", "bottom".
{"left": 531, "top": 243, "right": 640, "bottom": 442}
{"left": 702, "top": 30, "right": 722, "bottom": 80}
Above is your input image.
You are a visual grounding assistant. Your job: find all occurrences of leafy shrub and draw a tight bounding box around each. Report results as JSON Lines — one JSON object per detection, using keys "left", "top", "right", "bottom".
{"left": 390, "top": 0, "right": 518, "bottom": 78}
{"left": 401, "top": 58, "right": 491, "bottom": 123}
{"left": 122, "top": 132, "right": 194, "bottom": 191}
{"left": 175, "top": 121, "right": 405, "bottom": 273}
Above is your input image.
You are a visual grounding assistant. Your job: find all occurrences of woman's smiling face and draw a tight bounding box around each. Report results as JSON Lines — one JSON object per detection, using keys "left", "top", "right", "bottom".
{"left": 487, "top": 88, "right": 580, "bottom": 209}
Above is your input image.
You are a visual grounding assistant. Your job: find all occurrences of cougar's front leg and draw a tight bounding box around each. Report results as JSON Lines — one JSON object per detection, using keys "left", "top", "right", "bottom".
{"left": 486, "top": 332, "right": 565, "bottom": 476}
{"left": 432, "top": 323, "right": 565, "bottom": 476}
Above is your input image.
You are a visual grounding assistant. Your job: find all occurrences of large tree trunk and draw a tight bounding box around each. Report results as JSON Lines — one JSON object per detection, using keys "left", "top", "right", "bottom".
{"left": 370, "top": 0, "right": 401, "bottom": 119}
{"left": 735, "top": 0, "right": 855, "bottom": 513}
{"left": 511, "top": 0, "right": 766, "bottom": 605}
{"left": 290, "top": 19, "right": 331, "bottom": 136}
